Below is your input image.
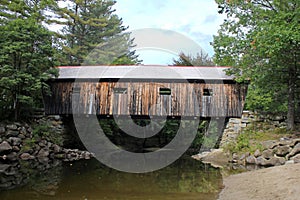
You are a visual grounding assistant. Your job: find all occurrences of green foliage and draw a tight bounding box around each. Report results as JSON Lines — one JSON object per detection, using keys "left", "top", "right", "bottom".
{"left": 172, "top": 52, "right": 215, "bottom": 66}
{"left": 223, "top": 122, "right": 293, "bottom": 154}
{"left": 32, "top": 122, "right": 64, "bottom": 146}
{"left": 56, "top": 0, "right": 140, "bottom": 65}
{"left": 20, "top": 138, "right": 36, "bottom": 153}
{"left": 0, "top": 0, "right": 58, "bottom": 120}
{"left": 213, "top": 0, "right": 300, "bottom": 130}
{"left": 245, "top": 84, "right": 288, "bottom": 113}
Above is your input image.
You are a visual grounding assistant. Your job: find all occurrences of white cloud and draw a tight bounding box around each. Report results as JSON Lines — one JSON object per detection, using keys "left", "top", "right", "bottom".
{"left": 114, "top": 0, "right": 225, "bottom": 64}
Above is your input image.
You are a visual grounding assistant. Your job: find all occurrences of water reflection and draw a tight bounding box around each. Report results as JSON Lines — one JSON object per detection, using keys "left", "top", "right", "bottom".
{"left": 0, "top": 156, "right": 223, "bottom": 200}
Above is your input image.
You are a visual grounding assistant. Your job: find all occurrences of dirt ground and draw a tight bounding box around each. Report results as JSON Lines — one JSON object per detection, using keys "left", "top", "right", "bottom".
{"left": 218, "top": 163, "right": 300, "bottom": 200}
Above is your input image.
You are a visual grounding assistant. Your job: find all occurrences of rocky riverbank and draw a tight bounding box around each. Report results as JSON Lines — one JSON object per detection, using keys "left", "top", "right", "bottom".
{"left": 0, "top": 116, "right": 94, "bottom": 163}
{"left": 194, "top": 137, "right": 300, "bottom": 168}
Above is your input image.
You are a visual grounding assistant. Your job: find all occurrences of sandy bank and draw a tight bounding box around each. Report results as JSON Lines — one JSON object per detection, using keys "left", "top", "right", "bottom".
{"left": 218, "top": 163, "right": 300, "bottom": 200}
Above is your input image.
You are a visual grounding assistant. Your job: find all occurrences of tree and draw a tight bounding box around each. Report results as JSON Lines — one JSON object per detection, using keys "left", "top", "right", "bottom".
{"left": 0, "top": 0, "right": 58, "bottom": 120}
{"left": 56, "top": 0, "right": 140, "bottom": 65}
{"left": 172, "top": 51, "right": 215, "bottom": 66}
{"left": 212, "top": 0, "right": 299, "bottom": 130}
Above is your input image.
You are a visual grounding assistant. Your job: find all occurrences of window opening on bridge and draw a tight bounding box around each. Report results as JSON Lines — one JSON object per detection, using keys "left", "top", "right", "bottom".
{"left": 159, "top": 88, "right": 171, "bottom": 95}
{"left": 113, "top": 88, "right": 127, "bottom": 94}
{"left": 203, "top": 88, "right": 213, "bottom": 96}
{"left": 72, "top": 86, "right": 81, "bottom": 93}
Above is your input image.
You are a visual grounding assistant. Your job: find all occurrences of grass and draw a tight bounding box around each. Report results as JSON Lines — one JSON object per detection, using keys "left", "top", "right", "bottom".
{"left": 223, "top": 122, "right": 294, "bottom": 155}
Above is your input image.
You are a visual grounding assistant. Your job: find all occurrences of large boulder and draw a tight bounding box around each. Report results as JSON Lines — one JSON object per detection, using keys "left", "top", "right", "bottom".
{"left": 291, "top": 154, "right": 300, "bottom": 164}
{"left": 0, "top": 126, "right": 5, "bottom": 134}
{"left": 37, "top": 148, "right": 50, "bottom": 158}
{"left": 254, "top": 149, "right": 262, "bottom": 157}
{"left": 20, "top": 153, "right": 35, "bottom": 160}
{"left": 287, "top": 143, "right": 300, "bottom": 158}
{"left": 261, "top": 140, "right": 279, "bottom": 149}
{"left": 262, "top": 149, "right": 274, "bottom": 159}
{"left": 0, "top": 141, "right": 12, "bottom": 153}
{"left": 6, "top": 130, "right": 19, "bottom": 137}
{"left": 256, "top": 156, "right": 268, "bottom": 166}
{"left": 246, "top": 155, "right": 257, "bottom": 164}
{"left": 6, "top": 124, "right": 18, "bottom": 131}
{"left": 193, "top": 149, "right": 229, "bottom": 168}
{"left": 274, "top": 145, "right": 292, "bottom": 157}
{"left": 7, "top": 137, "right": 22, "bottom": 146}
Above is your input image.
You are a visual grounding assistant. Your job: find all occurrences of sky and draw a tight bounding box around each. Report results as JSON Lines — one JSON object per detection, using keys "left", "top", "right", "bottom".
{"left": 113, "top": 0, "right": 225, "bottom": 65}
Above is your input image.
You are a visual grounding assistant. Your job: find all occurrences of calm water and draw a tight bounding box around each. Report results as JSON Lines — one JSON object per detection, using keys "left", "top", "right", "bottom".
{"left": 0, "top": 156, "right": 223, "bottom": 200}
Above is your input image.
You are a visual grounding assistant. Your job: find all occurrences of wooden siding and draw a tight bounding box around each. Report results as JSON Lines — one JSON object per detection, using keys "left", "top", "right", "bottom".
{"left": 43, "top": 81, "right": 247, "bottom": 117}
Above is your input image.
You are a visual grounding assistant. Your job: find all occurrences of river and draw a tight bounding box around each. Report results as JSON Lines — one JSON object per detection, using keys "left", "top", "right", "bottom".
{"left": 0, "top": 155, "right": 223, "bottom": 200}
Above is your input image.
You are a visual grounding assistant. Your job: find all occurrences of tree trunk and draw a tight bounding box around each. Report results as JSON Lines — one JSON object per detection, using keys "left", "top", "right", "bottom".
{"left": 287, "top": 65, "right": 296, "bottom": 131}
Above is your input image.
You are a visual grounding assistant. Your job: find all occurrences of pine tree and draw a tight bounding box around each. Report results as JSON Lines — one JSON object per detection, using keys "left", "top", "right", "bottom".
{"left": 56, "top": 0, "right": 140, "bottom": 66}
{"left": 172, "top": 52, "right": 215, "bottom": 66}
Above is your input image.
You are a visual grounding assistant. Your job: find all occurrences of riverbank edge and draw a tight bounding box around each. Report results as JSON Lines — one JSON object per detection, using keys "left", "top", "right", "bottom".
{"left": 218, "top": 162, "right": 300, "bottom": 200}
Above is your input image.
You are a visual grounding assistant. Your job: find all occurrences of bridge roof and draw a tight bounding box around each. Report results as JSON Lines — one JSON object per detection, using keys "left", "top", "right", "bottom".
{"left": 56, "top": 65, "right": 235, "bottom": 81}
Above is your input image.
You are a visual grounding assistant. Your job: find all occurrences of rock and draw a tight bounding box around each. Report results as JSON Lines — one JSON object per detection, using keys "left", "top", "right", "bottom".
{"left": 290, "top": 139, "right": 300, "bottom": 147}
{"left": 0, "top": 126, "right": 5, "bottom": 134}
{"left": 14, "top": 122, "right": 21, "bottom": 127}
{"left": 6, "top": 130, "right": 19, "bottom": 137}
{"left": 38, "top": 141, "right": 46, "bottom": 147}
{"left": 285, "top": 160, "right": 295, "bottom": 165}
{"left": 262, "top": 149, "right": 274, "bottom": 159}
{"left": 196, "top": 149, "right": 230, "bottom": 168}
{"left": 19, "top": 127, "right": 27, "bottom": 135}
{"left": 20, "top": 153, "right": 35, "bottom": 160}
{"left": 12, "top": 146, "right": 20, "bottom": 152}
{"left": 52, "top": 144, "right": 61, "bottom": 153}
{"left": 253, "top": 149, "right": 261, "bottom": 157}
{"left": 256, "top": 156, "right": 268, "bottom": 166}
{"left": 232, "top": 153, "right": 239, "bottom": 161}
{"left": 7, "top": 137, "right": 22, "bottom": 146}
{"left": 38, "top": 156, "right": 49, "bottom": 163}
{"left": 240, "top": 152, "right": 250, "bottom": 160}
{"left": 84, "top": 152, "right": 91, "bottom": 160}
{"left": 278, "top": 138, "right": 294, "bottom": 146}
{"left": 27, "top": 127, "right": 33, "bottom": 133}
{"left": 37, "top": 148, "right": 49, "bottom": 158}
{"left": 277, "top": 156, "right": 286, "bottom": 165}
{"left": 229, "top": 118, "right": 241, "bottom": 124}
{"left": 6, "top": 152, "right": 18, "bottom": 161}
{"left": 261, "top": 140, "right": 279, "bottom": 149}
{"left": 246, "top": 155, "right": 256, "bottom": 164}
{"left": 6, "top": 124, "right": 18, "bottom": 131}
{"left": 274, "top": 145, "right": 292, "bottom": 156}
{"left": 54, "top": 115, "right": 60, "bottom": 121}
{"left": 18, "top": 134, "right": 26, "bottom": 139}
{"left": 0, "top": 141, "right": 12, "bottom": 153}
{"left": 290, "top": 154, "right": 300, "bottom": 164}
{"left": 0, "top": 164, "right": 10, "bottom": 173}
{"left": 287, "top": 143, "right": 300, "bottom": 158}
{"left": 267, "top": 156, "right": 285, "bottom": 166}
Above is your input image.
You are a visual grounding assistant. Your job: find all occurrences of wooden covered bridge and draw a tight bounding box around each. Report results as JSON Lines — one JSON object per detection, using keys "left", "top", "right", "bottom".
{"left": 43, "top": 65, "right": 248, "bottom": 118}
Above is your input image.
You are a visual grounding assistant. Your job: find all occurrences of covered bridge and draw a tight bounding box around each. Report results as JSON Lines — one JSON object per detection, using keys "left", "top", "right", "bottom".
{"left": 43, "top": 65, "right": 248, "bottom": 118}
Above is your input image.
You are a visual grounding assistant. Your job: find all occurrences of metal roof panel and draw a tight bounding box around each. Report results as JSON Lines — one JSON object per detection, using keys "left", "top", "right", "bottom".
{"left": 56, "top": 65, "right": 234, "bottom": 80}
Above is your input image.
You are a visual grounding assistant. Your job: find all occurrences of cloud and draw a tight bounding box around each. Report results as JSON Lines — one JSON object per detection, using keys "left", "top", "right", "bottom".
{"left": 114, "top": 0, "right": 225, "bottom": 63}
